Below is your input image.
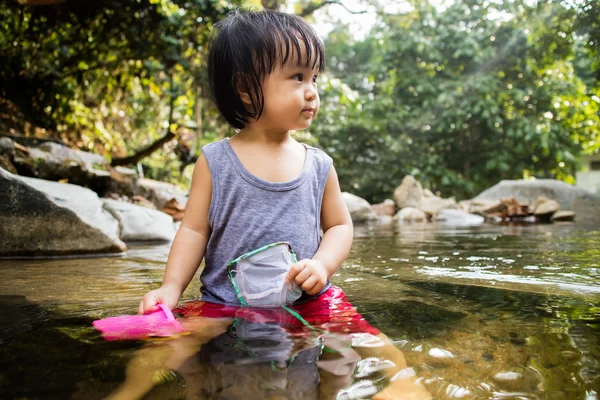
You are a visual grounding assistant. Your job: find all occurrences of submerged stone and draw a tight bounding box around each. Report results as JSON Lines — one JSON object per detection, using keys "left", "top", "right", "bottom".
{"left": 428, "top": 348, "right": 455, "bottom": 358}
{"left": 493, "top": 371, "right": 523, "bottom": 382}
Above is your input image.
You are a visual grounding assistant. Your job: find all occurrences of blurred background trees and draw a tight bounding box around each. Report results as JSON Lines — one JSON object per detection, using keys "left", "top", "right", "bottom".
{"left": 1, "top": 0, "right": 598, "bottom": 201}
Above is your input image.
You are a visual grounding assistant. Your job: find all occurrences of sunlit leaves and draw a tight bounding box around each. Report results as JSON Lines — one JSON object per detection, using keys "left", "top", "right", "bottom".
{"left": 312, "top": 0, "right": 599, "bottom": 202}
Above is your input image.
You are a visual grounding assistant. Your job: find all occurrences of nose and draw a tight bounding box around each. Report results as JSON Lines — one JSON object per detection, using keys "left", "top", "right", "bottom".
{"left": 305, "top": 84, "right": 318, "bottom": 101}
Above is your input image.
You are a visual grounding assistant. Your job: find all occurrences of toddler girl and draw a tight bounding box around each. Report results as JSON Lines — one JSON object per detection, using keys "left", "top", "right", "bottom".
{"left": 138, "top": 8, "right": 352, "bottom": 315}
{"left": 130, "top": 9, "right": 430, "bottom": 400}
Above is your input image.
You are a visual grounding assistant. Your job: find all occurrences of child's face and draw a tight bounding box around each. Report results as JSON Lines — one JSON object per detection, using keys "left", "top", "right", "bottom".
{"left": 255, "top": 44, "right": 320, "bottom": 132}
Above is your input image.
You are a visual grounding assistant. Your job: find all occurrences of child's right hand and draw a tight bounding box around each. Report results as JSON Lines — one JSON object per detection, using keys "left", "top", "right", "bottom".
{"left": 138, "top": 284, "right": 182, "bottom": 315}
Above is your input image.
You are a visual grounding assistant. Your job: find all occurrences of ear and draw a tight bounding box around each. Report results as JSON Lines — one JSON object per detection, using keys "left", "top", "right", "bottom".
{"left": 234, "top": 73, "right": 252, "bottom": 106}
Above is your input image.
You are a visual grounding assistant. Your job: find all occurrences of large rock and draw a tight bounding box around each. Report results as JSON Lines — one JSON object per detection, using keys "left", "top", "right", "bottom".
{"left": 419, "top": 195, "right": 458, "bottom": 216}
{"left": 552, "top": 210, "right": 576, "bottom": 221}
{"left": 136, "top": 178, "right": 188, "bottom": 209}
{"left": 532, "top": 197, "right": 560, "bottom": 216}
{"left": 102, "top": 199, "right": 176, "bottom": 242}
{"left": 342, "top": 192, "right": 376, "bottom": 222}
{"left": 435, "top": 209, "right": 484, "bottom": 225}
{"left": 18, "top": 175, "right": 121, "bottom": 238}
{"left": 393, "top": 207, "right": 427, "bottom": 223}
{"left": 0, "top": 137, "right": 15, "bottom": 158}
{"left": 0, "top": 154, "right": 16, "bottom": 174}
{"left": 14, "top": 141, "right": 111, "bottom": 183}
{"left": 0, "top": 167, "right": 126, "bottom": 257}
{"left": 0, "top": 138, "right": 17, "bottom": 173}
{"left": 474, "top": 179, "right": 600, "bottom": 223}
{"left": 371, "top": 199, "right": 395, "bottom": 217}
{"left": 459, "top": 199, "right": 503, "bottom": 215}
{"left": 393, "top": 176, "right": 423, "bottom": 209}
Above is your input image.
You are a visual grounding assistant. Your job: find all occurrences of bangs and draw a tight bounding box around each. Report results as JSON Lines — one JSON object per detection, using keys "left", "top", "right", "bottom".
{"left": 258, "top": 27, "right": 326, "bottom": 74}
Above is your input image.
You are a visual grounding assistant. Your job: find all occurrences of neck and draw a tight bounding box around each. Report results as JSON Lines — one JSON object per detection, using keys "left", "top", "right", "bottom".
{"left": 234, "top": 124, "right": 292, "bottom": 146}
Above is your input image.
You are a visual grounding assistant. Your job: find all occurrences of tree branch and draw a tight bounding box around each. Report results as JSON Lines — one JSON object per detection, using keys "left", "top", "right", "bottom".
{"left": 110, "top": 129, "right": 176, "bottom": 167}
{"left": 300, "top": 0, "right": 369, "bottom": 18}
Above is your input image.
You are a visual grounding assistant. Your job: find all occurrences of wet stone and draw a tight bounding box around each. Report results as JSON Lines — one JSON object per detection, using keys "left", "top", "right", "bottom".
{"left": 428, "top": 348, "right": 455, "bottom": 358}
{"left": 493, "top": 371, "right": 523, "bottom": 382}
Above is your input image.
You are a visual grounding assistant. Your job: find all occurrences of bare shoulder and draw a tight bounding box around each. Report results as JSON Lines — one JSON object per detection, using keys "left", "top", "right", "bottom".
{"left": 192, "top": 153, "right": 211, "bottom": 184}
{"left": 321, "top": 166, "right": 352, "bottom": 230}
{"left": 181, "top": 154, "right": 212, "bottom": 233}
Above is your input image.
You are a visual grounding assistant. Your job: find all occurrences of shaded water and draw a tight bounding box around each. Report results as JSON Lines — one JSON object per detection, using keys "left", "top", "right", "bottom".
{"left": 1, "top": 222, "right": 599, "bottom": 399}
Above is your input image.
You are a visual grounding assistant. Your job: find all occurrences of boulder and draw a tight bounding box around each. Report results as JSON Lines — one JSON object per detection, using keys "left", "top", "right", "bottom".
{"left": 435, "top": 209, "right": 484, "bottom": 225}
{"left": 461, "top": 199, "right": 503, "bottom": 215}
{"left": 393, "top": 176, "right": 423, "bottom": 209}
{"left": 0, "top": 154, "right": 16, "bottom": 174}
{"left": 102, "top": 199, "right": 176, "bottom": 242}
{"left": 393, "top": 207, "right": 427, "bottom": 223}
{"left": 532, "top": 197, "right": 560, "bottom": 216}
{"left": 18, "top": 174, "right": 121, "bottom": 238}
{"left": 14, "top": 141, "right": 111, "bottom": 183}
{"left": 342, "top": 192, "right": 376, "bottom": 222}
{"left": 0, "top": 138, "right": 17, "bottom": 174}
{"left": 473, "top": 179, "right": 600, "bottom": 224}
{"left": 131, "top": 195, "right": 157, "bottom": 209}
{"left": 423, "top": 188, "right": 436, "bottom": 198}
{"left": 419, "top": 195, "right": 458, "bottom": 216}
{"left": 0, "top": 137, "right": 15, "bottom": 158}
{"left": 136, "top": 178, "right": 188, "bottom": 209}
{"left": 0, "top": 167, "right": 126, "bottom": 257}
{"left": 552, "top": 210, "right": 576, "bottom": 221}
{"left": 371, "top": 199, "right": 395, "bottom": 217}
{"left": 101, "top": 168, "right": 138, "bottom": 198}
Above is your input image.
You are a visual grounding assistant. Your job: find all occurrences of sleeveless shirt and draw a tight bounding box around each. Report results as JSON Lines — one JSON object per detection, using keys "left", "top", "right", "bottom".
{"left": 200, "top": 138, "right": 333, "bottom": 304}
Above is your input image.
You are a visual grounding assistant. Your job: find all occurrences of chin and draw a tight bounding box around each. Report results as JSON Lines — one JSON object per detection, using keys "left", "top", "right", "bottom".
{"left": 298, "top": 120, "right": 314, "bottom": 130}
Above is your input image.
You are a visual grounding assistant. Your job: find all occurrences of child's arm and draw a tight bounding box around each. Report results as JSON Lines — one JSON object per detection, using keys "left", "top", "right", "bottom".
{"left": 286, "top": 166, "right": 353, "bottom": 295}
{"left": 138, "top": 155, "right": 212, "bottom": 314}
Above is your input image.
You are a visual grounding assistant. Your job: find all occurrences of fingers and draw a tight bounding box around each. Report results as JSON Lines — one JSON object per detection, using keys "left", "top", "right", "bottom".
{"left": 286, "top": 260, "right": 308, "bottom": 284}
{"left": 138, "top": 293, "right": 159, "bottom": 315}
{"left": 287, "top": 259, "right": 327, "bottom": 295}
{"left": 301, "top": 275, "right": 320, "bottom": 294}
{"left": 293, "top": 263, "right": 314, "bottom": 285}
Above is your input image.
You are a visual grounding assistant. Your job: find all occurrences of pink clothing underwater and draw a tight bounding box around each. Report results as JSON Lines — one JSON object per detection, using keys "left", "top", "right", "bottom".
{"left": 176, "top": 286, "right": 380, "bottom": 336}
{"left": 93, "top": 286, "right": 378, "bottom": 340}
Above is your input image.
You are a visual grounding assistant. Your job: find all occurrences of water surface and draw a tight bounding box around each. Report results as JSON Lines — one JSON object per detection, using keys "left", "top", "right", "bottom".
{"left": 1, "top": 222, "right": 599, "bottom": 399}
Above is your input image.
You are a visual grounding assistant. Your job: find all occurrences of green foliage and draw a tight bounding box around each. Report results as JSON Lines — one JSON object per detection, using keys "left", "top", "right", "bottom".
{"left": 1, "top": 0, "right": 599, "bottom": 198}
{"left": 0, "top": 0, "right": 238, "bottom": 183}
{"left": 311, "top": 0, "right": 600, "bottom": 202}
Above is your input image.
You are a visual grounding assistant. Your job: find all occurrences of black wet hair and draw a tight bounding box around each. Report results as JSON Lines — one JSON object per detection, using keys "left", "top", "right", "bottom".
{"left": 207, "top": 9, "right": 325, "bottom": 130}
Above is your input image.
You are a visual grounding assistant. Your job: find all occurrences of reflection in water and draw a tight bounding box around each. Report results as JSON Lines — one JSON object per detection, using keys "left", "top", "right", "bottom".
{"left": 106, "top": 305, "right": 430, "bottom": 400}
{"left": 0, "top": 223, "right": 599, "bottom": 399}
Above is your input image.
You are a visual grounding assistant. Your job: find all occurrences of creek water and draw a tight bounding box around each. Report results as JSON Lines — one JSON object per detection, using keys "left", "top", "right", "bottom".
{"left": 0, "top": 222, "right": 599, "bottom": 399}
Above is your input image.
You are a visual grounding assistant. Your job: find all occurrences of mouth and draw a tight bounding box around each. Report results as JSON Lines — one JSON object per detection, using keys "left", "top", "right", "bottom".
{"left": 302, "top": 108, "right": 314, "bottom": 114}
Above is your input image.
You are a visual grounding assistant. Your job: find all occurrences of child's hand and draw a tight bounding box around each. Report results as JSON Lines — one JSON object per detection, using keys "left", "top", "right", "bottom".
{"left": 138, "top": 284, "right": 181, "bottom": 315}
{"left": 286, "top": 259, "right": 328, "bottom": 295}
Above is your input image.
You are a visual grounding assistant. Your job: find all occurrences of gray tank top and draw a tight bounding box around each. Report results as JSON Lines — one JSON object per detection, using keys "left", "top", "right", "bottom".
{"left": 200, "top": 138, "right": 333, "bottom": 304}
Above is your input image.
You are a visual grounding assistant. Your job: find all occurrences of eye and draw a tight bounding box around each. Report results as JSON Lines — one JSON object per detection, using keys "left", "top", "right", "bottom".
{"left": 293, "top": 73, "right": 303, "bottom": 81}
{"left": 312, "top": 75, "right": 319, "bottom": 84}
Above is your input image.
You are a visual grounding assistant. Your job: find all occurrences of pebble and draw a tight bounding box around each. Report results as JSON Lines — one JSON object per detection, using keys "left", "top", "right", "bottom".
{"left": 428, "top": 348, "right": 455, "bottom": 358}
{"left": 446, "top": 384, "right": 472, "bottom": 398}
{"left": 493, "top": 371, "right": 523, "bottom": 382}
